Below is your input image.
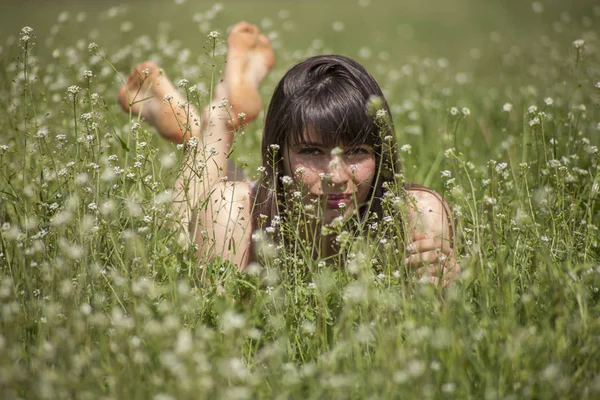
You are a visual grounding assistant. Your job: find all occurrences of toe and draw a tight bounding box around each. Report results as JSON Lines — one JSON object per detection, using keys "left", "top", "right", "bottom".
{"left": 232, "top": 21, "right": 258, "bottom": 35}
{"left": 229, "top": 22, "right": 259, "bottom": 48}
{"left": 138, "top": 60, "right": 158, "bottom": 71}
{"left": 131, "top": 61, "right": 158, "bottom": 82}
{"left": 257, "top": 34, "right": 271, "bottom": 47}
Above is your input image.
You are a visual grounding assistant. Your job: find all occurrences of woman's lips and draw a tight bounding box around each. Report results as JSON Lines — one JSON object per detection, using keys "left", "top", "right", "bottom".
{"left": 325, "top": 194, "right": 352, "bottom": 209}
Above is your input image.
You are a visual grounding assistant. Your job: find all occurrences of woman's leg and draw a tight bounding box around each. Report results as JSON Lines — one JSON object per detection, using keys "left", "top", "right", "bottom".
{"left": 118, "top": 21, "right": 274, "bottom": 241}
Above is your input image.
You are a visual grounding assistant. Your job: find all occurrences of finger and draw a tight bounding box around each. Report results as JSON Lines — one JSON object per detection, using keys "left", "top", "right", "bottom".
{"left": 418, "top": 274, "right": 440, "bottom": 286}
{"left": 415, "top": 252, "right": 459, "bottom": 286}
{"left": 412, "top": 232, "right": 428, "bottom": 241}
{"left": 417, "top": 264, "right": 454, "bottom": 288}
{"left": 407, "top": 237, "right": 453, "bottom": 255}
{"left": 405, "top": 249, "right": 446, "bottom": 268}
{"left": 416, "top": 262, "right": 443, "bottom": 277}
{"left": 440, "top": 252, "right": 460, "bottom": 287}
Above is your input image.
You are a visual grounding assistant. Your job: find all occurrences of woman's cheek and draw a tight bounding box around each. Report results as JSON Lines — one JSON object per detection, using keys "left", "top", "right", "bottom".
{"left": 301, "top": 170, "right": 320, "bottom": 192}
{"left": 355, "top": 158, "right": 376, "bottom": 185}
{"left": 292, "top": 168, "right": 315, "bottom": 192}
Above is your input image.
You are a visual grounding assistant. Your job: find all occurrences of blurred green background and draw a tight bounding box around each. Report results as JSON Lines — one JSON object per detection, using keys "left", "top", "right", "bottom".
{"left": 2, "top": 0, "right": 597, "bottom": 68}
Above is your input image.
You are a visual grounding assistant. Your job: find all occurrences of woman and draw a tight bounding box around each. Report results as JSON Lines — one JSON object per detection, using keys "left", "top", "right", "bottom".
{"left": 118, "top": 22, "right": 457, "bottom": 285}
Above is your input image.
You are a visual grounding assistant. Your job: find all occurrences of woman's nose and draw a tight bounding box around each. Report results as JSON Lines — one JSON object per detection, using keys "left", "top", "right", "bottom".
{"left": 327, "top": 156, "right": 351, "bottom": 186}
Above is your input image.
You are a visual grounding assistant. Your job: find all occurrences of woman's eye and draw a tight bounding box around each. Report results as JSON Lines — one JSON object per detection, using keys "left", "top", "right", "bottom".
{"left": 345, "top": 147, "right": 371, "bottom": 156}
{"left": 298, "top": 147, "right": 323, "bottom": 155}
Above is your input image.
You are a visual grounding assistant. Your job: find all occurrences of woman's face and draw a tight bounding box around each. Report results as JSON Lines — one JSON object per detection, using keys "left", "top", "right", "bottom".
{"left": 282, "top": 130, "right": 377, "bottom": 224}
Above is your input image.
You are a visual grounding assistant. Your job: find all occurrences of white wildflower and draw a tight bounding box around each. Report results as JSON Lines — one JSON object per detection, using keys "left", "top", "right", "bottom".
{"left": 548, "top": 159, "right": 561, "bottom": 168}
{"left": 207, "top": 30, "right": 220, "bottom": 39}
{"left": 455, "top": 72, "right": 469, "bottom": 84}
{"left": 495, "top": 162, "right": 507, "bottom": 172}
{"left": 444, "top": 178, "right": 455, "bottom": 187}
{"left": 484, "top": 196, "right": 497, "bottom": 205}
{"left": 332, "top": 21, "right": 345, "bottom": 32}
{"left": 444, "top": 148, "right": 456, "bottom": 157}
{"left": 584, "top": 145, "right": 598, "bottom": 154}
{"left": 19, "top": 26, "right": 34, "bottom": 47}
{"left": 88, "top": 42, "right": 99, "bottom": 54}
{"left": 572, "top": 39, "right": 585, "bottom": 49}
{"left": 319, "top": 172, "right": 332, "bottom": 181}
{"left": 331, "top": 146, "right": 344, "bottom": 156}
{"left": 67, "top": 85, "right": 81, "bottom": 95}
{"left": 280, "top": 175, "right": 293, "bottom": 186}
{"left": 442, "top": 382, "right": 457, "bottom": 394}
{"left": 34, "top": 128, "right": 49, "bottom": 139}
{"left": 359, "top": 47, "right": 372, "bottom": 59}
{"left": 222, "top": 311, "right": 246, "bottom": 333}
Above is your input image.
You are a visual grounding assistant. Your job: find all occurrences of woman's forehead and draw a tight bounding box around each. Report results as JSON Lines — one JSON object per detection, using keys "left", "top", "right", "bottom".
{"left": 288, "top": 127, "right": 370, "bottom": 147}
{"left": 295, "top": 129, "right": 320, "bottom": 143}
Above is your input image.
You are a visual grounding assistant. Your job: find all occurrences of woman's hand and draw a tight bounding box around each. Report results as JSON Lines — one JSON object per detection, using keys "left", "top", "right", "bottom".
{"left": 405, "top": 187, "right": 459, "bottom": 288}
{"left": 404, "top": 233, "right": 459, "bottom": 287}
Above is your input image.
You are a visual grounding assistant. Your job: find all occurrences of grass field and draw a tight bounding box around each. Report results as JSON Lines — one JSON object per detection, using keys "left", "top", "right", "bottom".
{"left": 1, "top": 0, "right": 599, "bottom": 398}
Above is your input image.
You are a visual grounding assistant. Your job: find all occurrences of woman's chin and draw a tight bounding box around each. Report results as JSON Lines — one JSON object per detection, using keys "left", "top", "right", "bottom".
{"left": 322, "top": 206, "right": 353, "bottom": 225}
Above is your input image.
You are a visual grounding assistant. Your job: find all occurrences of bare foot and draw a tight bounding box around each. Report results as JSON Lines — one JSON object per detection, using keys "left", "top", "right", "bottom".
{"left": 118, "top": 61, "right": 197, "bottom": 144}
{"left": 223, "top": 21, "right": 275, "bottom": 128}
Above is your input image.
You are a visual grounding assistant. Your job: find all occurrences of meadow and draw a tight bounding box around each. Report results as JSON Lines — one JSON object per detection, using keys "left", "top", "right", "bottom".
{"left": 0, "top": 0, "right": 599, "bottom": 398}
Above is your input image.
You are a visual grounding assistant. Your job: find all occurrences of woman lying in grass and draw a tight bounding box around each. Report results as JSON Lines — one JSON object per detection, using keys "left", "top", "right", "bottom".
{"left": 118, "top": 21, "right": 458, "bottom": 286}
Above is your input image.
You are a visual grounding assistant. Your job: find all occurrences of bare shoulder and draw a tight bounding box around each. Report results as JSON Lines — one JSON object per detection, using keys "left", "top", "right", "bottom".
{"left": 405, "top": 187, "right": 453, "bottom": 242}
{"left": 195, "top": 180, "right": 254, "bottom": 269}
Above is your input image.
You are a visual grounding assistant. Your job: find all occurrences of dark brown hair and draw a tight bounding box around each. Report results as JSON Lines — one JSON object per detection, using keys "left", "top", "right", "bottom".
{"left": 251, "top": 55, "right": 401, "bottom": 252}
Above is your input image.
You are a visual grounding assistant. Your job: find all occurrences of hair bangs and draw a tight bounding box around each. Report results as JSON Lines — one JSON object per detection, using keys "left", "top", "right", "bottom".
{"left": 285, "top": 78, "right": 378, "bottom": 149}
